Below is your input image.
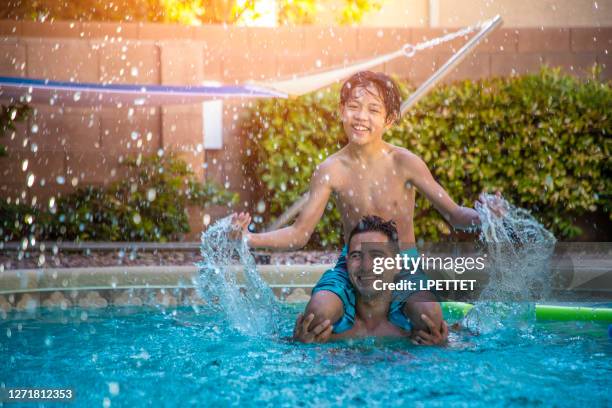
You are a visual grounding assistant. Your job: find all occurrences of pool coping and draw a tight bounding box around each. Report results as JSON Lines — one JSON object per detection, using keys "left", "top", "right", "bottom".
{"left": 0, "top": 264, "right": 333, "bottom": 295}
{"left": 1, "top": 261, "right": 610, "bottom": 313}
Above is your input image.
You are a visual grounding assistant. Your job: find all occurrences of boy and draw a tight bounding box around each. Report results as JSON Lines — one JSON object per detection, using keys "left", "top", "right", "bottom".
{"left": 293, "top": 215, "right": 449, "bottom": 344}
{"left": 232, "top": 71, "right": 501, "bottom": 343}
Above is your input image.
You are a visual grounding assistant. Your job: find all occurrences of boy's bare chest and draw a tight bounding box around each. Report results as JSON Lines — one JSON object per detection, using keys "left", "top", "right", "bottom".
{"left": 333, "top": 166, "right": 414, "bottom": 216}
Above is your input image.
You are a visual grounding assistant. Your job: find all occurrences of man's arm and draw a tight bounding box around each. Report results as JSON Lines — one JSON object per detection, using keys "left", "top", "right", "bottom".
{"left": 293, "top": 313, "right": 333, "bottom": 343}
{"left": 403, "top": 152, "right": 480, "bottom": 230}
{"left": 245, "top": 162, "right": 334, "bottom": 250}
{"left": 402, "top": 291, "right": 448, "bottom": 345}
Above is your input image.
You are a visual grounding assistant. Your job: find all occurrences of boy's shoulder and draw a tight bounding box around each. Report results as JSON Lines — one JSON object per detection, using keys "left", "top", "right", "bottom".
{"left": 311, "top": 151, "right": 344, "bottom": 182}
{"left": 388, "top": 144, "right": 423, "bottom": 166}
{"left": 317, "top": 150, "right": 343, "bottom": 170}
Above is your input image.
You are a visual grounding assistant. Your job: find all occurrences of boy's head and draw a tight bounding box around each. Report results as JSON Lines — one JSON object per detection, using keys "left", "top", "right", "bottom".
{"left": 339, "top": 71, "right": 402, "bottom": 145}
{"left": 347, "top": 215, "right": 399, "bottom": 298}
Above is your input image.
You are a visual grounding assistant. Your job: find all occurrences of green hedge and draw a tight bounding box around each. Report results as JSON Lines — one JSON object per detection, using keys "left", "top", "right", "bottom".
{"left": 1, "top": 153, "right": 238, "bottom": 242}
{"left": 0, "top": 103, "right": 32, "bottom": 157}
{"left": 243, "top": 67, "right": 611, "bottom": 247}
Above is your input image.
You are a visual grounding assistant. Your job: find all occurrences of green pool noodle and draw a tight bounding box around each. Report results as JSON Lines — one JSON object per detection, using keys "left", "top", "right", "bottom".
{"left": 442, "top": 302, "right": 612, "bottom": 322}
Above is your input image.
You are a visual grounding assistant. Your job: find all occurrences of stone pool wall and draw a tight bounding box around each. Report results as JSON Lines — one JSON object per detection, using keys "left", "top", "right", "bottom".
{"left": 0, "top": 264, "right": 326, "bottom": 316}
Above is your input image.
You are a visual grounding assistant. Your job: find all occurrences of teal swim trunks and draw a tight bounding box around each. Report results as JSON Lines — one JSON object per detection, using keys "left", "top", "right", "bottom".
{"left": 311, "top": 246, "right": 430, "bottom": 334}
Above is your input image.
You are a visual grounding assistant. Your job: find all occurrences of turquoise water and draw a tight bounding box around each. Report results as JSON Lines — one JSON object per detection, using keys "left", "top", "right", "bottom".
{"left": 1, "top": 305, "right": 610, "bottom": 407}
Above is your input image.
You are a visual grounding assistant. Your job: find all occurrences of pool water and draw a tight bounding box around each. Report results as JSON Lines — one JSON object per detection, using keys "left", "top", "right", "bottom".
{"left": 1, "top": 305, "right": 610, "bottom": 407}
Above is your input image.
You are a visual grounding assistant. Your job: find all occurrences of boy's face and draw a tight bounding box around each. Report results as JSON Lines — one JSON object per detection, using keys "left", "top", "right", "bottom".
{"left": 347, "top": 231, "right": 397, "bottom": 299}
{"left": 340, "top": 83, "right": 394, "bottom": 146}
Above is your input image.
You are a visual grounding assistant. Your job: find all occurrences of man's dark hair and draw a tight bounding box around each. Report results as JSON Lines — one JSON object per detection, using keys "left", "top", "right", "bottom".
{"left": 340, "top": 71, "right": 402, "bottom": 125}
{"left": 348, "top": 215, "right": 399, "bottom": 248}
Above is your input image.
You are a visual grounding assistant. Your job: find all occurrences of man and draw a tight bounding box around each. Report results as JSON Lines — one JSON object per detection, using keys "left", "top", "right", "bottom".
{"left": 232, "top": 71, "right": 503, "bottom": 343}
{"left": 293, "top": 215, "right": 448, "bottom": 343}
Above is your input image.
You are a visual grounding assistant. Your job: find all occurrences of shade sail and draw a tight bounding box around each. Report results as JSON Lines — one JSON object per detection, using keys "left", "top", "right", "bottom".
{"left": 0, "top": 76, "right": 288, "bottom": 107}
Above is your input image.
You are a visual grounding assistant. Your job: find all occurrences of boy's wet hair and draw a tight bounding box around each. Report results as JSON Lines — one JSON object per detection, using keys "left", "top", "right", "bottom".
{"left": 340, "top": 71, "right": 402, "bottom": 125}
{"left": 348, "top": 215, "right": 399, "bottom": 248}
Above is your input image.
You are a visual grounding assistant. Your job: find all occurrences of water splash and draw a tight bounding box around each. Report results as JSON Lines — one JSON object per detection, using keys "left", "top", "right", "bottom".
{"left": 464, "top": 194, "right": 557, "bottom": 334}
{"left": 196, "top": 216, "right": 280, "bottom": 337}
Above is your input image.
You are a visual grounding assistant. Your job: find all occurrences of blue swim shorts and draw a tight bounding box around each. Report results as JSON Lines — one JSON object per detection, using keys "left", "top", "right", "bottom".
{"left": 311, "top": 246, "right": 430, "bottom": 333}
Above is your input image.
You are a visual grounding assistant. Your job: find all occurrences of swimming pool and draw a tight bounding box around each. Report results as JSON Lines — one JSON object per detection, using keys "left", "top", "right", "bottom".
{"left": 1, "top": 304, "right": 610, "bottom": 407}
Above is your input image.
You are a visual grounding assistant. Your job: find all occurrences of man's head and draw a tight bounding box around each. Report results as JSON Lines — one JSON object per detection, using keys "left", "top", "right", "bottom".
{"left": 339, "top": 71, "right": 402, "bottom": 146}
{"left": 347, "top": 215, "right": 400, "bottom": 298}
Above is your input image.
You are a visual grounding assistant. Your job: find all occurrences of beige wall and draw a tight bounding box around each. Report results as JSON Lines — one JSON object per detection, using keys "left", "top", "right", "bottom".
{"left": 437, "top": 0, "right": 612, "bottom": 28}
{"left": 0, "top": 21, "right": 610, "bottom": 238}
{"left": 324, "top": 0, "right": 612, "bottom": 27}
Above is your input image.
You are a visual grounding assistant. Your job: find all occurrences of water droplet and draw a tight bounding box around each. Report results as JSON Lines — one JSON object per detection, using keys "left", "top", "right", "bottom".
{"left": 73, "top": 92, "right": 81, "bottom": 101}
{"left": 545, "top": 174, "right": 554, "bottom": 188}
{"left": 21, "top": 159, "right": 28, "bottom": 171}
{"left": 256, "top": 200, "right": 266, "bottom": 213}
{"left": 130, "top": 131, "right": 139, "bottom": 140}
{"left": 31, "top": 143, "right": 38, "bottom": 153}
{"left": 31, "top": 124, "right": 39, "bottom": 133}
{"left": 56, "top": 176, "right": 65, "bottom": 185}
{"left": 71, "top": 177, "right": 79, "bottom": 187}
{"left": 25, "top": 214, "right": 33, "bottom": 224}
{"left": 108, "top": 382, "right": 120, "bottom": 396}
{"left": 10, "top": 110, "right": 17, "bottom": 120}
{"left": 49, "top": 196, "right": 56, "bottom": 208}
{"left": 203, "top": 214, "right": 211, "bottom": 226}
{"left": 130, "top": 67, "right": 139, "bottom": 77}
{"left": 133, "top": 213, "right": 141, "bottom": 224}
{"left": 26, "top": 173, "right": 35, "bottom": 187}
{"left": 146, "top": 188, "right": 156, "bottom": 202}
{"left": 133, "top": 98, "right": 145, "bottom": 106}
{"left": 38, "top": 254, "right": 45, "bottom": 266}
{"left": 315, "top": 59, "right": 322, "bottom": 68}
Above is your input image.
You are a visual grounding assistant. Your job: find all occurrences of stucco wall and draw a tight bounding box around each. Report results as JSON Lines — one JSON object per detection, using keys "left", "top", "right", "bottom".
{"left": 0, "top": 20, "right": 610, "bottom": 238}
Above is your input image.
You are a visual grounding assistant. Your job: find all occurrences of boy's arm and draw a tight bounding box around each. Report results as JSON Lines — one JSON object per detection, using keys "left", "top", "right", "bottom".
{"left": 404, "top": 153, "right": 481, "bottom": 230}
{"left": 245, "top": 163, "right": 334, "bottom": 250}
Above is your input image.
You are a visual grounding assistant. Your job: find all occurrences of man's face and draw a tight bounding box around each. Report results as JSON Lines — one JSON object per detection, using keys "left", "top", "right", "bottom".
{"left": 347, "top": 231, "right": 397, "bottom": 299}
{"left": 340, "top": 83, "right": 393, "bottom": 146}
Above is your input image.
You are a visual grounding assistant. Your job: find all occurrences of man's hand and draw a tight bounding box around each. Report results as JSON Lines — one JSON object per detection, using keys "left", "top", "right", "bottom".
{"left": 411, "top": 314, "right": 449, "bottom": 346}
{"left": 229, "top": 212, "right": 251, "bottom": 242}
{"left": 476, "top": 190, "right": 506, "bottom": 218}
{"left": 293, "top": 313, "right": 333, "bottom": 343}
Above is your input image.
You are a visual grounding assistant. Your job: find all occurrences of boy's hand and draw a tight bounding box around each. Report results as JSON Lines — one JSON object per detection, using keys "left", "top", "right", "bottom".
{"left": 411, "top": 314, "right": 449, "bottom": 346}
{"left": 293, "top": 313, "right": 333, "bottom": 343}
{"left": 476, "top": 190, "right": 506, "bottom": 218}
{"left": 229, "top": 212, "right": 251, "bottom": 242}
